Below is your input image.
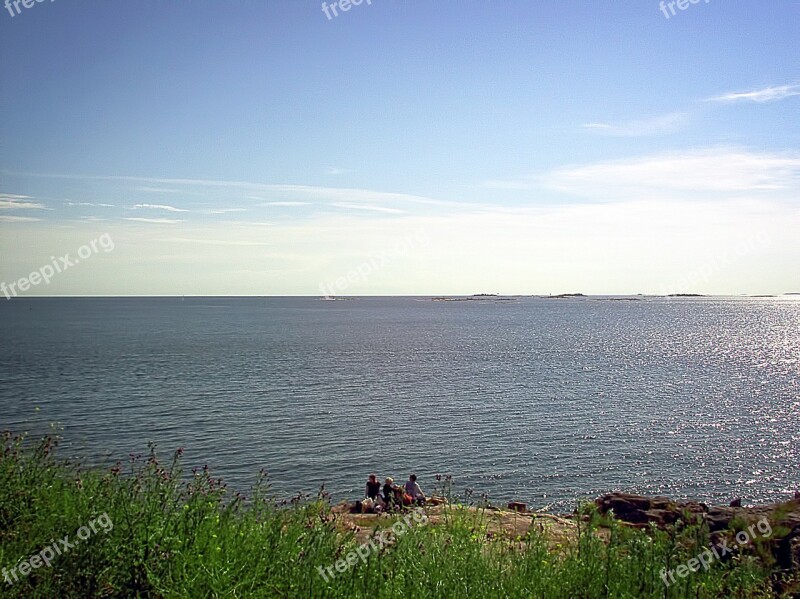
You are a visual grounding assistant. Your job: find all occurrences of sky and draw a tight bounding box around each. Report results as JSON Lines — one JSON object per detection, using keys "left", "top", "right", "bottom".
{"left": 1, "top": 0, "right": 798, "bottom": 296}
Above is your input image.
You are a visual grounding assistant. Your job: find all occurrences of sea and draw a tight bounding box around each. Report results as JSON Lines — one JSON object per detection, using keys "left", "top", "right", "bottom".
{"left": 1, "top": 296, "right": 798, "bottom": 512}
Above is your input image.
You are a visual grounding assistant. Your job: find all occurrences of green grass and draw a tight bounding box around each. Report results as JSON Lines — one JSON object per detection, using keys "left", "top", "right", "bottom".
{"left": 0, "top": 431, "right": 791, "bottom": 598}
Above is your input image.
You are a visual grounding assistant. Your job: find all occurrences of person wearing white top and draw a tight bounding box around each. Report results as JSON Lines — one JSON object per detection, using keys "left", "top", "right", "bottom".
{"left": 404, "top": 474, "right": 426, "bottom": 505}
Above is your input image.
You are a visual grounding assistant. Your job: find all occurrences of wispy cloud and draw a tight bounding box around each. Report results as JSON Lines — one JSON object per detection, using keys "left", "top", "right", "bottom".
{"left": 133, "top": 203, "right": 189, "bottom": 213}
{"left": 124, "top": 217, "right": 184, "bottom": 224}
{"left": 543, "top": 148, "right": 800, "bottom": 200}
{"left": 161, "top": 237, "right": 274, "bottom": 247}
{"left": 198, "top": 207, "right": 247, "bottom": 214}
{"left": 3, "top": 172, "right": 453, "bottom": 210}
{"left": 269, "top": 185, "right": 444, "bottom": 207}
{"left": 331, "top": 202, "right": 405, "bottom": 214}
{"left": 65, "top": 201, "right": 115, "bottom": 208}
{"left": 0, "top": 199, "right": 46, "bottom": 210}
{"left": 706, "top": 83, "right": 800, "bottom": 103}
{"left": 582, "top": 112, "right": 686, "bottom": 137}
{"left": 259, "top": 201, "right": 311, "bottom": 207}
{"left": 325, "top": 166, "right": 350, "bottom": 175}
{"left": 138, "top": 186, "right": 186, "bottom": 194}
{"left": 1, "top": 193, "right": 46, "bottom": 210}
{"left": 0, "top": 215, "right": 41, "bottom": 222}
{"left": 481, "top": 179, "right": 535, "bottom": 191}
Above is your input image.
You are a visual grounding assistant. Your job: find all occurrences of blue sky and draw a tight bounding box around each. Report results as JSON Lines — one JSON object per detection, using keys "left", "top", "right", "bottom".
{"left": 1, "top": 0, "right": 798, "bottom": 296}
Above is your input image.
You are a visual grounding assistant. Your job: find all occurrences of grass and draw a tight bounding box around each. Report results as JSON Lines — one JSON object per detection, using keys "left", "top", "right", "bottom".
{"left": 0, "top": 431, "right": 791, "bottom": 598}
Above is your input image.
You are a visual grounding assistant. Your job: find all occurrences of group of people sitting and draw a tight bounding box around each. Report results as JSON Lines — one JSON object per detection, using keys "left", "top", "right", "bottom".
{"left": 360, "top": 473, "right": 426, "bottom": 513}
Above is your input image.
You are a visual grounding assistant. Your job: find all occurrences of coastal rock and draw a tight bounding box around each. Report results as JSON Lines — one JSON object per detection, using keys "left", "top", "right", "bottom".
{"left": 596, "top": 492, "right": 800, "bottom": 533}
{"left": 705, "top": 506, "right": 737, "bottom": 532}
{"left": 596, "top": 492, "right": 800, "bottom": 584}
{"left": 777, "top": 525, "right": 800, "bottom": 570}
{"left": 594, "top": 492, "right": 706, "bottom": 527}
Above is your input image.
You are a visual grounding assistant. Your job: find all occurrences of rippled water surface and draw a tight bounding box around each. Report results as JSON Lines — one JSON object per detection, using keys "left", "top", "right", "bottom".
{"left": 2, "top": 296, "right": 798, "bottom": 510}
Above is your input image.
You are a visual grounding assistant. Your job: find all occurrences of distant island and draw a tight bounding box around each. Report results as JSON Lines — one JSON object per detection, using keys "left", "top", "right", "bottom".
{"left": 666, "top": 293, "right": 706, "bottom": 297}
{"left": 431, "top": 295, "right": 516, "bottom": 302}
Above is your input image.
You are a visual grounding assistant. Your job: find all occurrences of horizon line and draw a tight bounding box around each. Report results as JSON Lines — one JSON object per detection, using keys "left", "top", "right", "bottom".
{"left": 3, "top": 293, "right": 800, "bottom": 299}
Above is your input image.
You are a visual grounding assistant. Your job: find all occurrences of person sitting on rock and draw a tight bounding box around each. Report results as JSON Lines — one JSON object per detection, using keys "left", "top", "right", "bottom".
{"left": 365, "top": 474, "right": 381, "bottom": 501}
{"left": 383, "top": 477, "right": 397, "bottom": 510}
{"left": 404, "top": 474, "right": 426, "bottom": 506}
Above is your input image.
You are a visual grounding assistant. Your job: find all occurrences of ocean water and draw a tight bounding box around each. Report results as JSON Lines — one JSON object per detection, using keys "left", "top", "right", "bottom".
{"left": 1, "top": 296, "right": 798, "bottom": 511}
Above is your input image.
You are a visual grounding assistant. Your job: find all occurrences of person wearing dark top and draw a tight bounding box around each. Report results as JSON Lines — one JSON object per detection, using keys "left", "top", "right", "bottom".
{"left": 365, "top": 474, "right": 381, "bottom": 500}
{"left": 383, "top": 477, "right": 396, "bottom": 508}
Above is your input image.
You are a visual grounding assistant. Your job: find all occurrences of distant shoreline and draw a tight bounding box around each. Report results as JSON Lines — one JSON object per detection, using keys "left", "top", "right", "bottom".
{"left": 3, "top": 293, "right": 799, "bottom": 300}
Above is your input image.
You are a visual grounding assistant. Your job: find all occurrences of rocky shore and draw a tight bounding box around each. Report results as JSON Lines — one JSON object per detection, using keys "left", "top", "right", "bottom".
{"left": 595, "top": 492, "right": 800, "bottom": 571}
{"left": 335, "top": 492, "right": 800, "bottom": 573}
